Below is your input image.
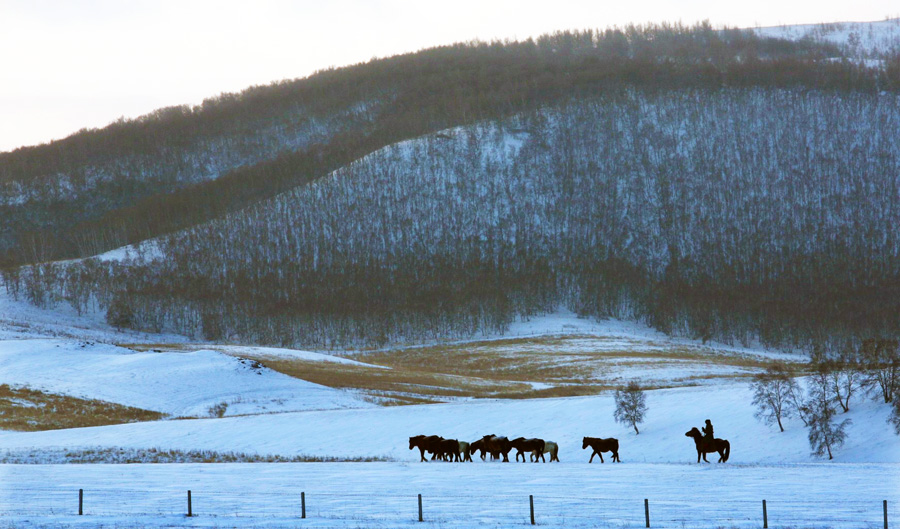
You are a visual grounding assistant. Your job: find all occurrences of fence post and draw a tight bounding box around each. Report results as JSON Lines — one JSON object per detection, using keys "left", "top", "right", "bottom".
{"left": 418, "top": 494, "right": 423, "bottom": 522}
{"left": 763, "top": 499, "right": 768, "bottom": 528}
{"left": 645, "top": 498, "right": 650, "bottom": 528}
{"left": 530, "top": 494, "right": 535, "bottom": 525}
{"left": 885, "top": 500, "right": 889, "bottom": 529}
{"left": 301, "top": 491, "right": 306, "bottom": 519}
{"left": 187, "top": 490, "right": 192, "bottom": 517}
{"left": 78, "top": 489, "right": 83, "bottom": 516}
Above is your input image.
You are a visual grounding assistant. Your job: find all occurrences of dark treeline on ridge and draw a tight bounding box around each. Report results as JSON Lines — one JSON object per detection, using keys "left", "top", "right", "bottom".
{"left": 8, "top": 89, "right": 899, "bottom": 353}
{"left": 2, "top": 23, "right": 896, "bottom": 267}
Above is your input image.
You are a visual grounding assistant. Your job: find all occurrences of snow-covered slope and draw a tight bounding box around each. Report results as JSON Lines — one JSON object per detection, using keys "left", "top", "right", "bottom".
{"left": 1, "top": 381, "right": 895, "bottom": 463}
{"left": 0, "top": 339, "right": 373, "bottom": 417}
{"left": 755, "top": 18, "right": 900, "bottom": 58}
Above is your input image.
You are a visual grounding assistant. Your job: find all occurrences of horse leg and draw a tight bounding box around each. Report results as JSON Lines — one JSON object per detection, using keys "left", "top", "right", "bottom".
{"left": 613, "top": 451, "right": 620, "bottom": 462}
{"left": 589, "top": 451, "right": 595, "bottom": 463}
{"left": 419, "top": 447, "right": 427, "bottom": 462}
{"left": 599, "top": 452, "right": 604, "bottom": 463}
{"left": 697, "top": 450, "right": 701, "bottom": 463}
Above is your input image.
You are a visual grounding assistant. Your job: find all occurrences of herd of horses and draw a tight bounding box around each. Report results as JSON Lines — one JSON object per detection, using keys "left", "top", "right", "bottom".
{"left": 408, "top": 428, "right": 730, "bottom": 464}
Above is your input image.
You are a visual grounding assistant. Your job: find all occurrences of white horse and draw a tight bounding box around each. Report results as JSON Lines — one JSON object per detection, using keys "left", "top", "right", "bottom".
{"left": 530, "top": 440, "right": 559, "bottom": 462}
{"left": 458, "top": 441, "right": 473, "bottom": 462}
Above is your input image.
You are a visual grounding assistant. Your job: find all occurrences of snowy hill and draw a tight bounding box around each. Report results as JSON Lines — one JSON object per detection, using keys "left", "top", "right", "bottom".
{"left": 756, "top": 18, "right": 900, "bottom": 58}
{"left": 0, "top": 339, "right": 373, "bottom": 418}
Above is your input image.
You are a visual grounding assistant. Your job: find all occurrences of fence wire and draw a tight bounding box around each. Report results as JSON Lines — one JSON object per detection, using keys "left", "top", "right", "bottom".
{"left": 1, "top": 486, "right": 895, "bottom": 528}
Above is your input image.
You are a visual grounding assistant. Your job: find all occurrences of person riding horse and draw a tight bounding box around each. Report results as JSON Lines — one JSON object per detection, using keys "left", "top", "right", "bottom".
{"left": 702, "top": 419, "right": 714, "bottom": 450}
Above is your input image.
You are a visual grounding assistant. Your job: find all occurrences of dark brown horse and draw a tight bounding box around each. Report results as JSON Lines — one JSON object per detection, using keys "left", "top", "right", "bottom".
{"left": 438, "top": 438, "right": 461, "bottom": 462}
{"left": 685, "top": 427, "right": 730, "bottom": 462}
{"left": 481, "top": 435, "right": 512, "bottom": 462}
{"left": 470, "top": 438, "right": 488, "bottom": 460}
{"left": 409, "top": 435, "right": 443, "bottom": 462}
{"left": 582, "top": 437, "right": 620, "bottom": 463}
{"left": 510, "top": 438, "right": 545, "bottom": 462}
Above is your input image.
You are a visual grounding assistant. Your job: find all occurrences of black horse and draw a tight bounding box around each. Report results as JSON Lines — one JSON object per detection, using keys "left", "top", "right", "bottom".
{"left": 582, "top": 437, "right": 620, "bottom": 463}
{"left": 685, "top": 427, "right": 730, "bottom": 463}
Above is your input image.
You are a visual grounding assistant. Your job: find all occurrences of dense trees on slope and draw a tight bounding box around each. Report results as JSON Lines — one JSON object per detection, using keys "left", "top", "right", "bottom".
{"left": 1, "top": 23, "right": 891, "bottom": 266}
{"left": 10, "top": 88, "right": 899, "bottom": 350}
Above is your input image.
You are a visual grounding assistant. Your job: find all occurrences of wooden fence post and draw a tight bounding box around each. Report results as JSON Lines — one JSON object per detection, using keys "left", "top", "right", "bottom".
{"left": 763, "top": 499, "right": 768, "bottom": 528}
{"left": 301, "top": 491, "right": 306, "bottom": 519}
{"left": 78, "top": 489, "right": 83, "bottom": 516}
{"left": 418, "top": 494, "right": 423, "bottom": 522}
{"left": 885, "top": 500, "right": 889, "bottom": 529}
{"left": 187, "top": 490, "right": 192, "bottom": 517}
{"left": 530, "top": 494, "right": 535, "bottom": 525}
{"left": 644, "top": 498, "right": 650, "bottom": 528}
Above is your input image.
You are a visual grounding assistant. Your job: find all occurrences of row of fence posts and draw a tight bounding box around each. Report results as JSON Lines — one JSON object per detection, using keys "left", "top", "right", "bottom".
{"left": 73, "top": 489, "right": 889, "bottom": 528}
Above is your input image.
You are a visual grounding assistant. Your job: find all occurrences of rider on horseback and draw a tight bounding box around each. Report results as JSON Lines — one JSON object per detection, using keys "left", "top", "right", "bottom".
{"left": 702, "top": 419, "right": 714, "bottom": 449}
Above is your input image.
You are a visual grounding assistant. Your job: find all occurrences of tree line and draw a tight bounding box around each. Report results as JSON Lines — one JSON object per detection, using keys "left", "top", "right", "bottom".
{"left": 2, "top": 23, "right": 896, "bottom": 267}
{"left": 5, "top": 88, "right": 898, "bottom": 355}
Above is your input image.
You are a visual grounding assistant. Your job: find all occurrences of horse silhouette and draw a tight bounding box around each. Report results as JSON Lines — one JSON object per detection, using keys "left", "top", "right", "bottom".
{"left": 582, "top": 437, "right": 620, "bottom": 463}
{"left": 470, "top": 438, "right": 488, "bottom": 460}
{"left": 685, "top": 427, "right": 730, "bottom": 463}
{"left": 510, "top": 438, "right": 545, "bottom": 462}
{"left": 481, "top": 434, "right": 512, "bottom": 462}
{"left": 409, "top": 435, "right": 443, "bottom": 462}
{"left": 438, "top": 438, "right": 461, "bottom": 462}
{"left": 531, "top": 440, "right": 559, "bottom": 462}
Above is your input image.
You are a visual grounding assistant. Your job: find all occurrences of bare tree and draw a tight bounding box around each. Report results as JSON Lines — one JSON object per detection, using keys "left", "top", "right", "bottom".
{"left": 806, "top": 370, "right": 851, "bottom": 460}
{"left": 890, "top": 389, "right": 900, "bottom": 436}
{"left": 614, "top": 380, "right": 648, "bottom": 434}
{"left": 827, "top": 351, "right": 864, "bottom": 413}
{"left": 751, "top": 363, "right": 799, "bottom": 432}
{"left": 861, "top": 338, "right": 899, "bottom": 404}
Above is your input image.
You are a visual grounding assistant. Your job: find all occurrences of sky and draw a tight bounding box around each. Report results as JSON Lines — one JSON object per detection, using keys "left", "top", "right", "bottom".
{"left": 1, "top": 0, "right": 898, "bottom": 153}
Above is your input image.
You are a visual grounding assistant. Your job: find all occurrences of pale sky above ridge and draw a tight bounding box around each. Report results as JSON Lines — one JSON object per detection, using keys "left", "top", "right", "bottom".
{"left": 1, "top": 0, "right": 897, "bottom": 152}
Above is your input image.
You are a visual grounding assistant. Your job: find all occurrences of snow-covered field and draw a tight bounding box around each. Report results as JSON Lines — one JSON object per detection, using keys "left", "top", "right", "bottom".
{"left": 2, "top": 289, "right": 899, "bottom": 527}
{"left": 2, "top": 376, "right": 898, "bottom": 527}
{"left": 3, "top": 462, "right": 897, "bottom": 529}
{"left": 2, "top": 276, "right": 899, "bottom": 529}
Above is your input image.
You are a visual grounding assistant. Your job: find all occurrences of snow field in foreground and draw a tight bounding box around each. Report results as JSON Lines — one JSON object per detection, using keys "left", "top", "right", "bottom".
{"left": 2, "top": 462, "right": 897, "bottom": 528}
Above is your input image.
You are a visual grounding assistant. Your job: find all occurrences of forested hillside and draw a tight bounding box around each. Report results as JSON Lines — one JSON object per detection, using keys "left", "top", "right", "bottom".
{"left": 2, "top": 23, "right": 893, "bottom": 266}
{"left": 11, "top": 88, "right": 899, "bottom": 351}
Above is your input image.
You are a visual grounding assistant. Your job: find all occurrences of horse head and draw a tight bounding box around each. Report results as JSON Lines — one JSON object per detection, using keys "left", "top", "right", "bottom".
{"left": 684, "top": 427, "right": 701, "bottom": 440}
{"left": 582, "top": 437, "right": 589, "bottom": 449}
{"left": 409, "top": 435, "right": 422, "bottom": 450}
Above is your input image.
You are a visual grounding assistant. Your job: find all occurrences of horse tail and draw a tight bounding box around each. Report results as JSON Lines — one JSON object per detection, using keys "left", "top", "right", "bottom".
{"left": 723, "top": 440, "right": 730, "bottom": 462}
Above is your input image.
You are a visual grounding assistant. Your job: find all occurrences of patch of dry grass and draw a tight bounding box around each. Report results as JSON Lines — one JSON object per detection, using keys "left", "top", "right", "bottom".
{"left": 255, "top": 357, "right": 533, "bottom": 403}
{"left": 0, "top": 384, "right": 165, "bottom": 431}
{"left": 0, "top": 447, "right": 392, "bottom": 464}
{"left": 127, "top": 336, "right": 808, "bottom": 406}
